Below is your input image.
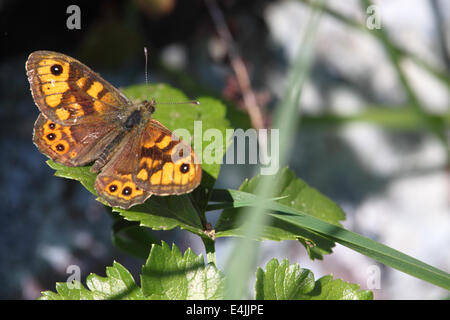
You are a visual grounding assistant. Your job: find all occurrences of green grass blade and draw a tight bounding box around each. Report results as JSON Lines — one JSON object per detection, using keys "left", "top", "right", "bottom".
{"left": 360, "top": 0, "right": 449, "bottom": 154}
{"left": 301, "top": 106, "right": 450, "bottom": 130}
{"left": 223, "top": 3, "right": 324, "bottom": 299}
{"left": 298, "top": 0, "right": 450, "bottom": 88}
{"left": 222, "top": 188, "right": 450, "bottom": 290}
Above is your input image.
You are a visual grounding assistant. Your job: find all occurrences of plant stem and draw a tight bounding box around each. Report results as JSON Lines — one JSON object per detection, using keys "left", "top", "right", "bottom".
{"left": 202, "top": 236, "right": 217, "bottom": 265}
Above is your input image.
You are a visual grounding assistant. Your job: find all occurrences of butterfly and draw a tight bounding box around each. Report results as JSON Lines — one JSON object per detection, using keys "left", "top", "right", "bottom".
{"left": 26, "top": 51, "right": 202, "bottom": 209}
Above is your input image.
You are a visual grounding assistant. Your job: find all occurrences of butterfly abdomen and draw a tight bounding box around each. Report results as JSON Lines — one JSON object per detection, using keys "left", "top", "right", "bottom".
{"left": 91, "top": 130, "right": 127, "bottom": 173}
{"left": 91, "top": 109, "right": 145, "bottom": 173}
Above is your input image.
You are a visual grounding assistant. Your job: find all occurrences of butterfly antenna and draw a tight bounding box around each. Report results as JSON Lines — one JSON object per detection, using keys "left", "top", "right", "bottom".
{"left": 158, "top": 100, "right": 200, "bottom": 106}
{"left": 144, "top": 47, "right": 200, "bottom": 107}
{"left": 144, "top": 47, "right": 150, "bottom": 99}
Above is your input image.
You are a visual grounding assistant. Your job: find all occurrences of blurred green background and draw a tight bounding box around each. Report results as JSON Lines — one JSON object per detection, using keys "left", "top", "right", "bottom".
{"left": 0, "top": 0, "right": 449, "bottom": 299}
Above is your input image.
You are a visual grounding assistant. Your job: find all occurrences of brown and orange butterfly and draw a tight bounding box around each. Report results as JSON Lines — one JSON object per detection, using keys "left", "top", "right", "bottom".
{"left": 26, "top": 51, "right": 201, "bottom": 209}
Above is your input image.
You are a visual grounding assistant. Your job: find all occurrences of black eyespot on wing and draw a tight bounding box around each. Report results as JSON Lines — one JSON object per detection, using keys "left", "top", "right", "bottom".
{"left": 122, "top": 186, "right": 132, "bottom": 196}
{"left": 50, "top": 64, "right": 63, "bottom": 76}
{"left": 180, "top": 163, "right": 189, "bottom": 174}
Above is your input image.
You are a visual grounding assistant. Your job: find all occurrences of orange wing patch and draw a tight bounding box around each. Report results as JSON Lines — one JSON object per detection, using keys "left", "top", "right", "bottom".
{"left": 86, "top": 81, "right": 104, "bottom": 98}
{"left": 37, "top": 58, "right": 70, "bottom": 83}
{"left": 37, "top": 59, "right": 71, "bottom": 109}
{"left": 134, "top": 121, "right": 202, "bottom": 195}
{"left": 33, "top": 114, "right": 76, "bottom": 160}
{"left": 103, "top": 174, "right": 144, "bottom": 200}
{"left": 95, "top": 172, "right": 150, "bottom": 209}
{"left": 137, "top": 168, "right": 149, "bottom": 181}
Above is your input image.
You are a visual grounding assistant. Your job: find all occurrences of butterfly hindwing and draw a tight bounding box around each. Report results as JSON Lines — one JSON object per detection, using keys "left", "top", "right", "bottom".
{"left": 33, "top": 113, "right": 120, "bottom": 167}
{"left": 94, "top": 119, "right": 201, "bottom": 209}
{"left": 94, "top": 125, "right": 152, "bottom": 209}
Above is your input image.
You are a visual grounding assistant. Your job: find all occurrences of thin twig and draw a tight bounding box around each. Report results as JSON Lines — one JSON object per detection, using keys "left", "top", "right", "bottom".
{"left": 204, "top": 0, "right": 265, "bottom": 130}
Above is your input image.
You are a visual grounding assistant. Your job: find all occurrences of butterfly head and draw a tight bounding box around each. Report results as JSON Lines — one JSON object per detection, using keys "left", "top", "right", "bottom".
{"left": 142, "top": 99, "right": 156, "bottom": 114}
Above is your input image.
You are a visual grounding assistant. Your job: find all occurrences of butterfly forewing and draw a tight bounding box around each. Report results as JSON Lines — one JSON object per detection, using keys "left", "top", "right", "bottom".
{"left": 26, "top": 51, "right": 130, "bottom": 126}
{"left": 134, "top": 119, "right": 202, "bottom": 196}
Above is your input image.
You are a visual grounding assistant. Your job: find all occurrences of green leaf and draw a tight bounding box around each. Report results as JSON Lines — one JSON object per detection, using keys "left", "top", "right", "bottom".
{"left": 255, "top": 258, "right": 372, "bottom": 300}
{"left": 39, "top": 261, "right": 145, "bottom": 300}
{"left": 302, "top": 275, "right": 373, "bottom": 300}
{"left": 39, "top": 242, "right": 225, "bottom": 300}
{"left": 215, "top": 167, "right": 345, "bottom": 259}
{"left": 111, "top": 217, "right": 159, "bottom": 259}
{"left": 46, "top": 162, "right": 206, "bottom": 236}
{"left": 213, "top": 188, "right": 450, "bottom": 291}
{"left": 47, "top": 160, "right": 97, "bottom": 196}
{"left": 124, "top": 84, "right": 231, "bottom": 190}
{"left": 141, "top": 241, "right": 224, "bottom": 299}
{"left": 47, "top": 156, "right": 207, "bottom": 243}
{"left": 125, "top": 84, "right": 231, "bottom": 215}
{"left": 255, "top": 259, "right": 315, "bottom": 299}
{"left": 156, "top": 62, "right": 253, "bottom": 130}
{"left": 113, "top": 195, "right": 205, "bottom": 236}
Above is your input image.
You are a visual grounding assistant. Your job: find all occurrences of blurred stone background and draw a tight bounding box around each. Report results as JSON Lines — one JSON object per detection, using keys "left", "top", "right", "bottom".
{"left": 0, "top": 0, "right": 449, "bottom": 299}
